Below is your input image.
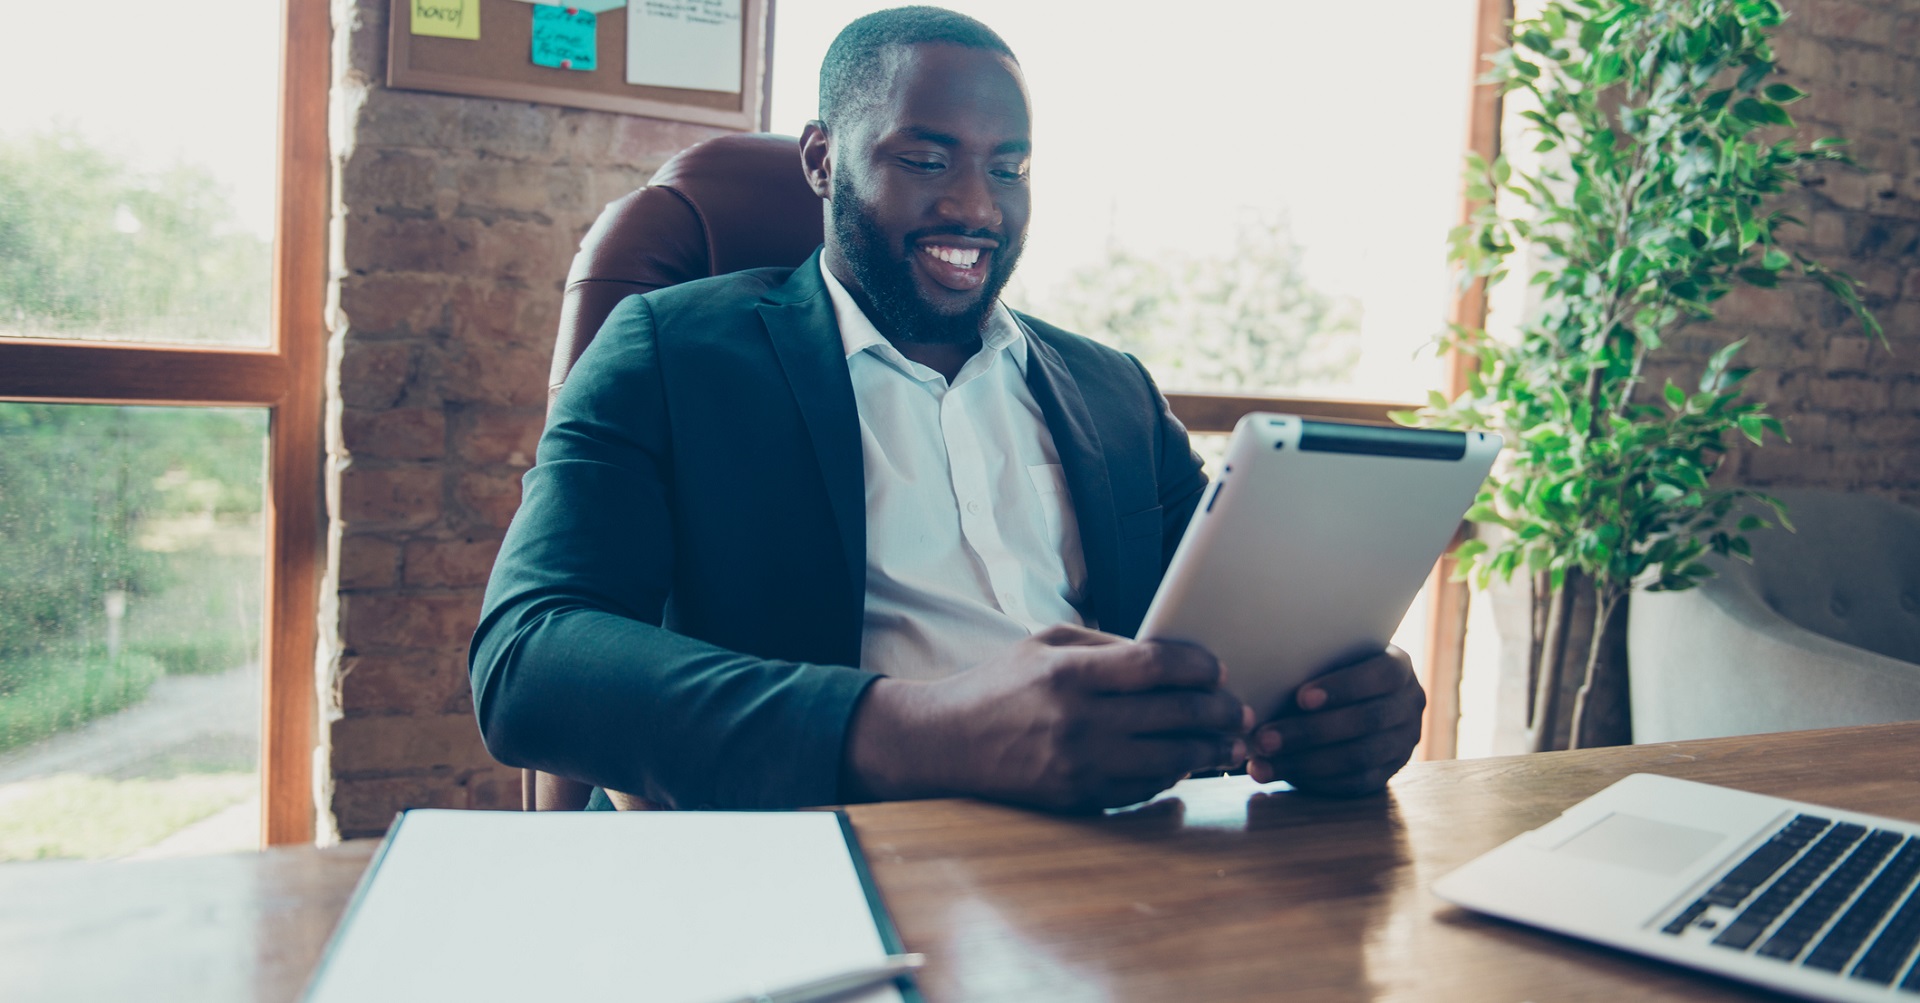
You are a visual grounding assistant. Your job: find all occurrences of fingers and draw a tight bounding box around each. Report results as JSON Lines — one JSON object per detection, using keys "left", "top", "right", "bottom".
{"left": 1255, "top": 721, "right": 1421, "bottom": 796}
{"left": 1265, "top": 684, "right": 1425, "bottom": 749}
{"left": 1058, "top": 639, "right": 1222, "bottom": 694}
{"left": 1107, "top": 734, "right": 1246, "bottom": 781}
{"left": 1242, "top": 648, "right": 1424, "bottom": 797}
{"left": 1018, "top": 734, "right": 1237, "bottom": 814}
{"left": 945, "top": 630, "right": 1237, "bottom": 813}
{"left": 1288, "top": 646, "right": 1414, "bottom": 714}
{"left": 1100, "top": 689, "right": 1248, "bottom": 737}
{"left": 1031, "top": 623, "right": 1130, "bottom": 648}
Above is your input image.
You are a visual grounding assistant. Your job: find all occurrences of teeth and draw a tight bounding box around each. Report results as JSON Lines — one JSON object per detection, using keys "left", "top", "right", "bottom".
{"left": 924, "top": 245, "right": 981, "bottom": 268}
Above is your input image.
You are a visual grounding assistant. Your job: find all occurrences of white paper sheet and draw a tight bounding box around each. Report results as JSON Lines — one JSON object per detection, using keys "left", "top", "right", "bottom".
{"left": 305, "top": 810, "right": 904, "bottom": 1003}
{"left": 625, "top": 0, "right": 743, "bottom": 93}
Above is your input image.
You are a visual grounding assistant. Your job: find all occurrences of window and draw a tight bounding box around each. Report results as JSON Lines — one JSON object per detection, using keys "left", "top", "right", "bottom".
{"left": 0, "top": 405, "right": 267, "bottom": 858}
{"left": 0, "top": 0, "right": 327, "bottom": 852}
{"left": 768, "top": 1, "right": 1482, "bottom": 404}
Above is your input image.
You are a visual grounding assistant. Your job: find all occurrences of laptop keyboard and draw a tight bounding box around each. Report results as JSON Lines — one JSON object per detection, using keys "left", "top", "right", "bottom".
{"left": 1662, "top": 813, "right": 1920, "bottom": 991}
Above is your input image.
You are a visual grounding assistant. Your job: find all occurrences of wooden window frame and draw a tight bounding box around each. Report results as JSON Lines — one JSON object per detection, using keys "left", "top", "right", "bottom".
{"left": 1163, "top": 0, "right": 1510, "bottom": 762}
{"left": 0, "top": 0, "right": 329, "bottom": 844}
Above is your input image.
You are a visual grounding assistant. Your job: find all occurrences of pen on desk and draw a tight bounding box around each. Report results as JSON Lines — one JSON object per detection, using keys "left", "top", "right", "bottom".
{"left": 712, "top": 952, "right": 926, "bottom": 1003}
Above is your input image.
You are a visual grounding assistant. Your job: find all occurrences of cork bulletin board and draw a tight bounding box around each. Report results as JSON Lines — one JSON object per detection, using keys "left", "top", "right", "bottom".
{"left": 387, "top": 0, "right": 772, "bottom": 130}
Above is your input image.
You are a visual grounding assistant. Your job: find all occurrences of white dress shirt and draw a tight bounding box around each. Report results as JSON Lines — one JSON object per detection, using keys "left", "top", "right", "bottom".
{"left": 820, "top": 260, "right": 1090, "bottom": 681}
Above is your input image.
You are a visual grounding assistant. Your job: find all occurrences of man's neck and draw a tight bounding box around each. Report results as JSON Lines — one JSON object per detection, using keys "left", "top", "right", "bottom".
{"left": 824, "top": 248, "right": 983, "bottom": 384}
{"left": 894, "top": 340, "right": 979, "bottom": 384}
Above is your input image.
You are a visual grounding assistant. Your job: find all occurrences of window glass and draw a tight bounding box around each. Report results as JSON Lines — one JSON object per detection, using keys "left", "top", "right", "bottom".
{"left": 0, "top": 0, "right": 280, "bottom": 347}
{"left": 0, "top": 405, "right": 266, "bottom": 860}
{"left": 770, "top": 1, "right": 1480, "bottom": 402}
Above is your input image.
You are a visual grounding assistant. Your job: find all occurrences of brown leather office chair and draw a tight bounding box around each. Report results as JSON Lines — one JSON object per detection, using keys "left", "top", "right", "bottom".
{"left": 521, "top": 132, "right": 826, "bottom": 811}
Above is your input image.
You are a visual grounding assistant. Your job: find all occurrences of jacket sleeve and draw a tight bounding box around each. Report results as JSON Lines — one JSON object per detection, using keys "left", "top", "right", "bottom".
{"left": 467, "top": 295, "right": 879, "bottom": 810}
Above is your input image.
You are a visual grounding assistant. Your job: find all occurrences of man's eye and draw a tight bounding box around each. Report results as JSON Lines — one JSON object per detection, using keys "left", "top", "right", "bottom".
{"left": 899, "top": 158, "right": 944, "bottom": 171}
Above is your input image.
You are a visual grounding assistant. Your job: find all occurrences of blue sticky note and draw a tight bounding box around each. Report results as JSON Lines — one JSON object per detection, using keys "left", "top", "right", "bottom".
{"left": 531, "top": 6, "right": 596, "bottom": 71}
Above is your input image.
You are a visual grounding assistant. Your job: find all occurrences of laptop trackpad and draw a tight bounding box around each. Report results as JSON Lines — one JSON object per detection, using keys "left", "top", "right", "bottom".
{"left": 1554, "top": 812, "right": 1727, "bottom": 876}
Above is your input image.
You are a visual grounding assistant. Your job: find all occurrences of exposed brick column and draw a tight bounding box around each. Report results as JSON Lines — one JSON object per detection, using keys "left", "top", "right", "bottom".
{"left": 1641, "top": 0, "right": 1920, "bottom": 504}
{"left": 324, "top": 0, "right": 728, "bottom": 838}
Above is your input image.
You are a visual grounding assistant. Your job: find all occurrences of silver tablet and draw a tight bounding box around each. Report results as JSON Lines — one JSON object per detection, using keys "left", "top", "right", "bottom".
{"left": 1139, "top": 413, "right": 1501, "bottom": 723}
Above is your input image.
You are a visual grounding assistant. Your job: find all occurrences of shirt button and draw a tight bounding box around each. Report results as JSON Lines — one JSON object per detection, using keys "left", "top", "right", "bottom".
{"left": 966, "top": 500, "right": 983, "bottom": 514}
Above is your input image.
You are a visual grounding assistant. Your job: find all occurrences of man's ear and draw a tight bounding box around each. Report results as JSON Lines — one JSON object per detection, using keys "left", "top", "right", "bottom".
{"left": 799, "top": 121, "right": 832, "bottom": 200}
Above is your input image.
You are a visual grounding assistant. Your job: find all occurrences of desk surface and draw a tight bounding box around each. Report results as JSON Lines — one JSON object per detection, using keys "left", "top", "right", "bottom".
{"left": 7, "top": 722, "right": 1920, "bottom": 1002}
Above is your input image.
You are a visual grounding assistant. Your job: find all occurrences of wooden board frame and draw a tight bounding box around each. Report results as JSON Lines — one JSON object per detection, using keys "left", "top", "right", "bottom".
{"left": 387, "top": 0, "right": 771, "bottom": 129}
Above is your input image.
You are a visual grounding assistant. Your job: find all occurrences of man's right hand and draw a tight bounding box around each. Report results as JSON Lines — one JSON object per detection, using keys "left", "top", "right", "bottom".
{"left": 842, "top": 624, "right": 1251, "bottom": 812}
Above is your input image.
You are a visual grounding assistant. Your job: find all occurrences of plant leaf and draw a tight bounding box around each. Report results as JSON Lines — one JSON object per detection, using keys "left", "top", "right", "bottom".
{"left": 1736, "top": 60, "right": 1773, "bottom": 92}
{"left": 1733, "top": 98, "right": 1792, "bottom": 126}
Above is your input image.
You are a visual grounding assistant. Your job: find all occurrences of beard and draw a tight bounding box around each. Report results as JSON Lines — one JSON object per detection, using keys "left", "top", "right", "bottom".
{"left": 829, "top": 171, "right": 1024, "bottom": 345}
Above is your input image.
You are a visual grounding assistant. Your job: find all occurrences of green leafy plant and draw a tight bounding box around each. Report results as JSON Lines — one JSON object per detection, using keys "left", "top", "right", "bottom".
{"left": 1396, "top": 0, "right": 1880, "bottom": 750}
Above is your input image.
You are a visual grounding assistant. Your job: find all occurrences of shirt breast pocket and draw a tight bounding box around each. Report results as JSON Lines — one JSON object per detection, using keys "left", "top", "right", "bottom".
{"left": 1025, "top": 462, "right": 1088, "bottom": 602}
{"left": 1025, "top": 463, "right": 1072, "bottom": 545}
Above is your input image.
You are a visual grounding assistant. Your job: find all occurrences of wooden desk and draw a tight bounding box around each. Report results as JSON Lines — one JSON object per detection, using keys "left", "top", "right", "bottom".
{"left": 6, "top": 722, "right": 1919, "bottom": 1002}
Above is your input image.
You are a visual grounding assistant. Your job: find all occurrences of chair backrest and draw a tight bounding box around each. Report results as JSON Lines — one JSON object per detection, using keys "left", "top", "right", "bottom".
{"left": 548, "top": 131, "right": 826, "bottom": 404}
{"left": 524, "top": 132, "right": 825, "bottom": 812}
{"left": 1715, "top": 487, "right": 1920, "bottom": 664}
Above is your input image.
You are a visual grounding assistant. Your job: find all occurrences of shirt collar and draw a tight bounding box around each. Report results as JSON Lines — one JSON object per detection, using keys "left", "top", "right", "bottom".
{"left": 819, "top": 256, "right": 1028, "bottom": 376}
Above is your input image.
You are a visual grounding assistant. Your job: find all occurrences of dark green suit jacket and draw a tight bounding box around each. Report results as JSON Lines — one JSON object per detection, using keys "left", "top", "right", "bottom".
{"left": 469, "top": 251, "right": 1206, "bottom": 809}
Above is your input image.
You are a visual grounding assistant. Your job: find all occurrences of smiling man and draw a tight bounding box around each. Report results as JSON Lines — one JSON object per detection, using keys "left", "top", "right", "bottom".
{"left": 470, "top": 6, "right": 1426, "bottom": 813}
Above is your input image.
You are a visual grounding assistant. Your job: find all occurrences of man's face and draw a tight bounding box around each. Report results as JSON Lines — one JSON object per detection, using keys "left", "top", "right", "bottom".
{"left": 817, "top": 44, "right": 1032, "bottom": 344}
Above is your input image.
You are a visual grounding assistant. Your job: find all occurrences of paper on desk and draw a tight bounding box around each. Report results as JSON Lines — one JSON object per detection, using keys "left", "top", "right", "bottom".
{"left": 625, "top": 0, "right": 743, "bottom": 93}
{"left": 303, "top": 810, "right": 903, "bottom": 1003}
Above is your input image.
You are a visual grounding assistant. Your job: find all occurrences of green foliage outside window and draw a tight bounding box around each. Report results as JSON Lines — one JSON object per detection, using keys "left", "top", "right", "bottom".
{"left": 0, "top": 404, "right": 265, "bottom": 663}
{"left": 0, "top": 131, "right": 270, "bottom": 342}
{"left": 1038, "top": 215, "right": 1362, "bottom": 394}
{"left": 0, "top": 131, "right": 271, "bottom": 751}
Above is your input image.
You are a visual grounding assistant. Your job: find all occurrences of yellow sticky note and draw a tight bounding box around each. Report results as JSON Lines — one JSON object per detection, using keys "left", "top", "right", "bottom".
{"left": 411, "top": 0, "right": 479, "bottom": 39}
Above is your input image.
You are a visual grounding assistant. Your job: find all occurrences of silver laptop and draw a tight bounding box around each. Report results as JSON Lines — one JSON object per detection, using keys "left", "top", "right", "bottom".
{"left": 1434, "top": 773, "right": 1920, "bottom": 1001}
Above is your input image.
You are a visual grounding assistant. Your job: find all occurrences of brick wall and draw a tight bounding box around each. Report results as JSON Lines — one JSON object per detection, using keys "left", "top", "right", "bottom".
{"left": 323, "top": 0, "right": 729, "bottom": 838}
{"left": 1642, "top": 0, "right": 1920, "bottom": 505}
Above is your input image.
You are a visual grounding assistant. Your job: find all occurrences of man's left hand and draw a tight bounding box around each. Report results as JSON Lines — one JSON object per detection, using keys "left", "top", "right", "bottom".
{"left": 1246, "top": 646, "right": 1424, "bottom": 797}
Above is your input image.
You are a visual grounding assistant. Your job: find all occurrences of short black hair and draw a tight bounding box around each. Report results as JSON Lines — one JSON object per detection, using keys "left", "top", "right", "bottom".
{"left": 817, "top": 6, "right": 1018, "bottom": 129}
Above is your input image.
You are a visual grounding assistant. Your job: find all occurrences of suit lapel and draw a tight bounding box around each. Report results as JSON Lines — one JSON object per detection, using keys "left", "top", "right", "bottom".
{"left": 756, "top": 253, "right": 867, "bottom": 624}
{"left": 1019, "top": 321, "right": 1125, "bottom": 633}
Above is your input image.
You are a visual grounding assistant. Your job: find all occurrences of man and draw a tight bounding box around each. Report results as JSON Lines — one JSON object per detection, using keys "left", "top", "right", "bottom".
{"left": 470, "top": 6, "right": 1425, "bottom": 813}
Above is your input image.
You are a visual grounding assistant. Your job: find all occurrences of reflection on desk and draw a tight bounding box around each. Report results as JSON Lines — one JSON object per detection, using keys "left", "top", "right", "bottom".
{"left": 5, "top": 721, "right": 1919, "bottom": 1002}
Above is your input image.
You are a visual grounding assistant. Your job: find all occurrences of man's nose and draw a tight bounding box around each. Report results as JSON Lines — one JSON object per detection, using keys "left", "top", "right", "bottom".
{"left": 935, "top": 168, "right": 1002, "bottom": 232}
